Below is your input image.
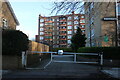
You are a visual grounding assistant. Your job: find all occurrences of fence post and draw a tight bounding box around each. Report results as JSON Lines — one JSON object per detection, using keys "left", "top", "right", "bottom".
{"left": 99, "top": 52, "right": 103, "bottom": 70}
{"left": 74, "top": 54, "right": 76, "bottom": 62}
{"left": 22, "top": 51, "right": 27, "bottom": 68}
{"left": 51, "top": 53, "right": 53, "bottom": 62}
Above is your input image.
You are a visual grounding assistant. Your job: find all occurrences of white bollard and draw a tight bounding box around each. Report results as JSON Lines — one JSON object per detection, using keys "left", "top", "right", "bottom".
{"left": 22, "top": 51, "right": 27, "bottom": 68}
{"left": 74, "top": 54, "right": 76, "bottom": 62}
{"left": 100, "top": 54, "right": 103, "bottom": 66}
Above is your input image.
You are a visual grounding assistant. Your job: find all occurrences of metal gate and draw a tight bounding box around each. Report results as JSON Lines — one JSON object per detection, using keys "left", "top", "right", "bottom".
{"left": 22, "top": 51, "right": 103, "bottom": 69}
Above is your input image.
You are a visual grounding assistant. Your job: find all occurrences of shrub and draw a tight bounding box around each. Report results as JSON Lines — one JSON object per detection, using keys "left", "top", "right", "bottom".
{"left": 2, "top": 29, "right": 29, "bottom": 55}
{"left": 78, "top": 47, "right": 120, "bottom": 59}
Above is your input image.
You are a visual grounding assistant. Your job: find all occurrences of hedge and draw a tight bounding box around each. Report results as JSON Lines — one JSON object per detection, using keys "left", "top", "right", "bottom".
{"left": 78, "top": 47, "right": 120, "bottom": 59}
{"left": 2, "top": 29, "right": 29, "bottom": 55}
{"left": 51, "top": 47, "right": 120, "bottom": 59}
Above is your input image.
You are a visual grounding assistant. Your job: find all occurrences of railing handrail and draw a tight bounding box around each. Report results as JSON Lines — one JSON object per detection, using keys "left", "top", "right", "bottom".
{"left": 29, "top": 51, "right": 99, "bottom": 56}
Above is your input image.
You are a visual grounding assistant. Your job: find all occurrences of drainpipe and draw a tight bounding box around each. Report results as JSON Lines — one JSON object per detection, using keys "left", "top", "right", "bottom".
{"left": 115, "top": 0, "right": 119, "bottom": 47}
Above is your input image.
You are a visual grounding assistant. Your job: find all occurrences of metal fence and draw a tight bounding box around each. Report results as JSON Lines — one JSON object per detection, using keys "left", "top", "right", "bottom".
{"left": 22, "top": 51, "right": 103, "bottom": 69}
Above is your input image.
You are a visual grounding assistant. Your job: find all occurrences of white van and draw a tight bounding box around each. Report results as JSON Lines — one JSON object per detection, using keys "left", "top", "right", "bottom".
{"left": 58, "top": 50, "right": 63, "bottom": 55}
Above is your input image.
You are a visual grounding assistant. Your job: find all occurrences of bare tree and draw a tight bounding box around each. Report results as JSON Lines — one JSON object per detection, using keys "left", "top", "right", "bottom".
{"left": 51, "top": 0, "right": 84, "bottom": 14}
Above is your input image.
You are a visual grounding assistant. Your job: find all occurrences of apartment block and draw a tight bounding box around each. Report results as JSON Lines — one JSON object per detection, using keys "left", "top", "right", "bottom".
{"left": 0, "top": 0, "right": 19, "bottom": 30}
{"left": 84, "top": 2, "right": 120, "bottom": 47}
{"left": 36, "top": 12, "right": 85, "bottom": 48}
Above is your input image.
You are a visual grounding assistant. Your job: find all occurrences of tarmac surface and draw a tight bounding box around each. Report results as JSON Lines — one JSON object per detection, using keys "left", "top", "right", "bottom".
{"left": 2, "top": 54, "right": 119, "bottom": 80}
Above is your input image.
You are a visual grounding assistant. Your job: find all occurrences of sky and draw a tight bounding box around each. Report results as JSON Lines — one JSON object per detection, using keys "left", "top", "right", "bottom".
{"left": 9, "top": 1, "right": 85, "bottom": 40}
{"left": 10, "top": 1, "right": 55, "bottom": 40}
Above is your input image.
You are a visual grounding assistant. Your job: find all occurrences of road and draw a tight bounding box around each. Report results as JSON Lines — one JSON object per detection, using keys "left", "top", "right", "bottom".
{"left": 2, "top": 54, "right": 118, "bottom": 80}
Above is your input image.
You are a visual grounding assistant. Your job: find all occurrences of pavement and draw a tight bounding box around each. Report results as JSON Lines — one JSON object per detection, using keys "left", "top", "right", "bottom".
{"left": 1, "top": 54, "right": 120, "bottom": 80}
{"left": 102, "top": 68, "right": 120, "bottom": 79}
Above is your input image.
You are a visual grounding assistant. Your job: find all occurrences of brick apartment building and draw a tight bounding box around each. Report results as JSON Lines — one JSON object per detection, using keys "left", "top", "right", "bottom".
{"left": 84, "top": 1, "right": 120, "bottom": 47}
{"left": 36, "top": 12, "right": 85, "bottom": 48}
{"left": 0, "top": 0, "right": 19, "bottom": 29}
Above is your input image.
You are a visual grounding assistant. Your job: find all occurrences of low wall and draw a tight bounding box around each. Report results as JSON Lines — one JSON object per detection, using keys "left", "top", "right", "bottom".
{"left": 2, "top": 41, "right": 50, "bottom": 70}
{"left": 26, "top": 41, "right": 50, "bottom": 67}
{"left": 2, "top": 55, "right": 22, "bottom": 70}
{"left": 28, "top": 41, "right": 49, "bottom": 52}
{"left": 26, "top": 54, "right": 40, "bottom": 67}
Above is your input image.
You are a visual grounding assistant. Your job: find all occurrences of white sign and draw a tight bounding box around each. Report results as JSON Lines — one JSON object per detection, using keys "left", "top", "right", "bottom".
{"left": 103, "top": 18, "right": 117, "bottom": 21}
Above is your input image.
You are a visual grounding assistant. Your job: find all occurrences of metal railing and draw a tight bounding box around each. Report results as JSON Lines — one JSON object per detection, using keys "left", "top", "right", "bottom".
{"left": 22, "top": 51, "right": 103, "bottom": 69}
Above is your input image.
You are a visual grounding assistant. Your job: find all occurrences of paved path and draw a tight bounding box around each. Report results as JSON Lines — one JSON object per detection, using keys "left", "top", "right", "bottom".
{"left": 2, "top": 55, "right": 118, "bottom": 80}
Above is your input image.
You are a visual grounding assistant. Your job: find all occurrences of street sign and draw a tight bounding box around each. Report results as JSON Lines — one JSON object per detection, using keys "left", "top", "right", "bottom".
{"left": 103, "top": 18, "right": 117, "bottom": 21}
{"left": 104, "top": 35, "right": 109, "bottom": 42}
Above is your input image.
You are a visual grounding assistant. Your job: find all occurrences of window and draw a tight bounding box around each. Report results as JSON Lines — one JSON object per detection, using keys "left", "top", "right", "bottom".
{"left": 2, "top": 18, "right": 8, "bottom": 28}
{"left": 67, "top": 31, "right": 72, "bottom": 34}
{"left": 67, "top": 26, "right": 72, "bottom": 29}
{"left": 67, "top": 21, "right": 72, "bottom": 25}
{"left": 40, "top": 23, "right": 44, "bottom": 27}
{"left": 40, "top": 37, "right": 44, "bottom": 40}
{"left": 74, "top": 21, "right": 79, "bottom": 24}
{"left": 81, "top": 25, "right": 85, "bottom": 28}
{"left": 68, "top": 35, "right": 72, "bottom": 39}
{"left": 40, "top": 28, "right": 44, "bottom": 31}
{"left": 74, "top": 25, "right": 78, "bottom": 29}
{"left": 60, "top": 31, "right": 66, "bottom": 34}
{"left": 57, "top": 18, "right": 59, "bottom": 21}
{"left": 74, "top": 30, "right": 77, "bottom": 33}
{"left": 91, "top": 29, "right": 95, "bottom": 37}
{"left": 74, "top": 16, "right": 78, "bottom": 19}
{"left": 118, "top": 3, "right": 120, "bottom": 15}
{"left": 59, "top": 36, "right": 66, "bottom": 38}
{"left": 81, "top": 16, "right": 84, "bottom": 18}
{"left": 82, "top": 30, "right": 85, "bottom": 33}
{"left": 90, "top": 17, "right": 94, "bottom": 24}
{"left": 59, "top": 26, "right": 66, "bottom": 29}
{"left": 68, "top": 16, "right": 72, "bottom": 20}
{"left": 67, "top": 40, "right": 71, "bottom": 44}
{"left": 40, "top": 32, "right": 44, "bottom": 35}
{"left": 40, "top": 19, "right": 44, "bottom": 22}
{"left": 52, "top": 19, "right": 54, "bottom": 21}
{"left": 90, "top": 2, "right": 94, "bottom": 10}
{"left": 57, "top": 23, "right": 59, "bottom": 25}
{"left": 80, "top": 19, "right": 85, "bottom": 23}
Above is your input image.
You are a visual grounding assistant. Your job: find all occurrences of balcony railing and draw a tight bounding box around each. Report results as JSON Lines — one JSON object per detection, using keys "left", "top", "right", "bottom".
{"left": 60, "top": 38, "right": 67, "bottom": 40}
{"left": 60, "top": 24, "right": 67, "bottom": 26}
{"left": 59, "top": 29, "right": 67, "bottom": 31}
{"left": 59, "top": 33, "right": 67, "bottom": 35}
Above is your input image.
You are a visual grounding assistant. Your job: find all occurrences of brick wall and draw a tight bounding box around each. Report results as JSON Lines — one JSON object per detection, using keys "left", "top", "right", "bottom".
{"left": 2, "top": 55, "right": 22, "bottom": 70}
{"left": 2, "top": 41, "right": 49, "bottom": 70}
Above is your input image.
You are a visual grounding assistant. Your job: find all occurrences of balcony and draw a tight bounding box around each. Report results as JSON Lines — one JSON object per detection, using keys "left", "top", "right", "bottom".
{"left": 45, "top": 34, "right": 52, "bottom": 36}
{"left": 44, "top": 38, "right": 52, "bottom": 41}
{"left": 60, "top": 29, "right": 67, "bottom": 31}
{"left": 80, "top": 23, "right": 85, "bottom": 25}
{"left": 59, "top": 43, "right": 67, "bottom": 45}
{"left": 60, "top": 19, "right": 67, "bottom": 22}
{"left": 60, "top": 24, "right": 67, "bottom": 26}
{"left": 45, "top": 21, "right": 53, "bottom": 23}
{"left": 60, "top": 38, "right": 67, "bottom": 40}
{"left": 59, "top": 33, "right": 67, "bottom": 36}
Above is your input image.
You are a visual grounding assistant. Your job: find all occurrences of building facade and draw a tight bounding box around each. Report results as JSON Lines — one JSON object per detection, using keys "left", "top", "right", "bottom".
{"left": 84, "top": 1, "right": 120, "bottom": 47}
{"left": 0, "top": 0, "right": 19, "bottom": 30}
{"left": 36, "top": 12, "right": 85, "bottom": 48}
